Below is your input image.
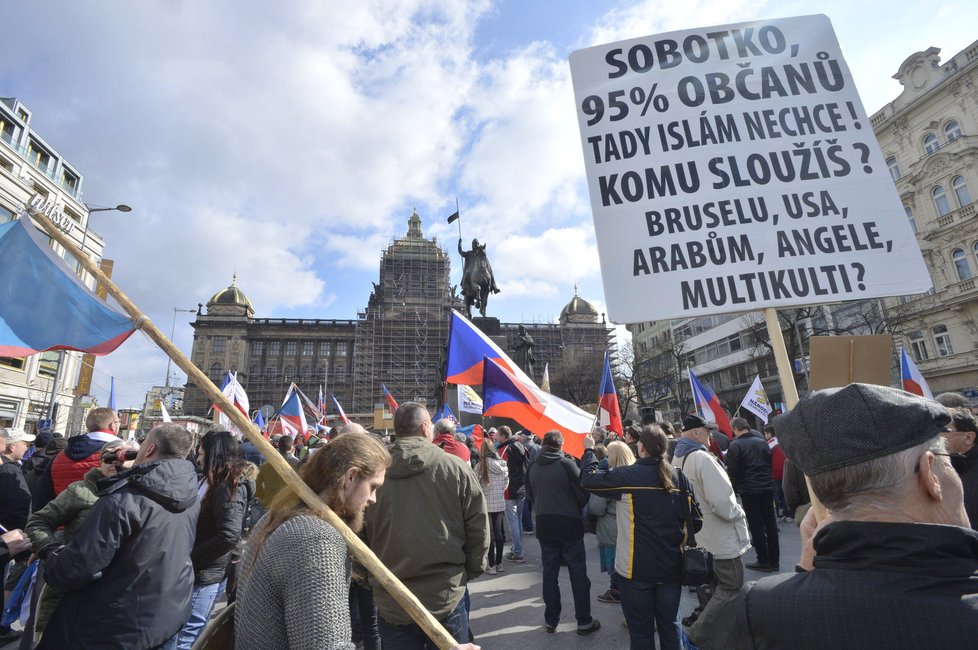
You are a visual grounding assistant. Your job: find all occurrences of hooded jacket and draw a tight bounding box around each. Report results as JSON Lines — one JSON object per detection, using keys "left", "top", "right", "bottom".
{"left": 498, "top": 438, "right": 528, "bottom": 499}
{"left": 33, "top": 434, "right": 108, "bottom": 509}
{"left": 674, "top": 438, "right": 750, "bottom": 560}
{"left": 40, "top": 459, "right": 200, "bottom": 650}
{"left": 525, "top": 446, "right": 589, "bottom": 541}
{"left": 0, "top": 455, "right": 31, "bottom": 531}
{"left": 952, "top": 445, "right": 978, "bottom": 531}
{"left": 26, "top": 467, "right": 106, "bottom": 558}
{"left": 365, "top": 436, "right": 488, "bottom": 626}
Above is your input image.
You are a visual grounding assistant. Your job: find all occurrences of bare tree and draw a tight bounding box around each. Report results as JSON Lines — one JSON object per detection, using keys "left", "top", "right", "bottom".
{"left": 551, "top": 350, "right": 604, "bottom": 407}
{"left": 632, "top": 331, "right": 692, "bottom": 422}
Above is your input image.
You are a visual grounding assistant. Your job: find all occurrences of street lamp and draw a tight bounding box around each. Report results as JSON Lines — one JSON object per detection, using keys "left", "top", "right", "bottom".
{"left": 165, "top": 307, "right": 198, "bottom": 388}
{"left": 79, "top": 203, "right": 132, "bottom": 259}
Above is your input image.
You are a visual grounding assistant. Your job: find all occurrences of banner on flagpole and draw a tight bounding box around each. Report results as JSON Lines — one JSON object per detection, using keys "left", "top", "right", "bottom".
{"left": 458, "top": 384, "right": 483, "bottom": 414}
{"left": 739, "top": 375, "right": 772, "bottom": 424}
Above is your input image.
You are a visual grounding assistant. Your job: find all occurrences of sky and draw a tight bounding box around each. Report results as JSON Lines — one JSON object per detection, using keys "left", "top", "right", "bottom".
{"left": 1, "top": 0, "right": 975, "bottom": 409}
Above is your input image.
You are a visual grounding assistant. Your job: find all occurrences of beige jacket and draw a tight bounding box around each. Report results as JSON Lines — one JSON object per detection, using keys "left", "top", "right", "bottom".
{"left": 676, "top": 447, "right": 750, "bottom": 560}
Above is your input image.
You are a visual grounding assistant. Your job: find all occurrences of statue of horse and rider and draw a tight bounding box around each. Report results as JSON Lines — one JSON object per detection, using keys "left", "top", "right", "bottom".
{"left": 458, "top": 238, "right": 500, "bottom": 318}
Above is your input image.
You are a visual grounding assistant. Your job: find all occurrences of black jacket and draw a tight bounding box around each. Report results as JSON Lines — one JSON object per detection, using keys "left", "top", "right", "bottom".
{"left": 736, "top": 521, "right": 978, "bottom": 649}
{"left": 525, "top": 447, "right": 589, "bottom": 541}
{"left": 0, "top": 455, "right": 32, "bottom": 531}
{"left": 499, "top": 438, "right": 528, "bottom": 497}
{"left": 23, "top": 439, "right": 67, "bottom": 498}
{"left": 581, "top": 449, "right": 701, "bottom": 582}
{"left": 192, "top": 477, "right": 249, "bottom": 585}
{"left": 40, "top": 459, "right": 200, "bottom": 650}
{"left": 725, "top": 430, "right": 773, "bottom": 495}
{"left": 952, "top": 445, "right": 978, "bottom": 530}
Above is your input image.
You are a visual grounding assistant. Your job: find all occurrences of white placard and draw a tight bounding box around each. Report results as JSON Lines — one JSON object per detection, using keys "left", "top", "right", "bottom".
{"left": 570, "top": 14, "right": 931, "bottom": 323}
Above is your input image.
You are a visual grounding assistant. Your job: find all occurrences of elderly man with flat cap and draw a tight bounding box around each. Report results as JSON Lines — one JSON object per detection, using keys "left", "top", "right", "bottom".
{"left": 735, "top": 384, "right": 978, "bottom": 649}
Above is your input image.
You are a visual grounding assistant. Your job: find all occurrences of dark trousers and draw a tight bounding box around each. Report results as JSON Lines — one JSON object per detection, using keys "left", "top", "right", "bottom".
{"left": 522, "top": 496, "right": 534, "bottom": 531}
{"left": 378, "top": 596, "right": 468, "bottom": 649}
{"left": 350, "top": 581, "right": 381, "bottom": 650}
{"left": 619, "top": 577, "right": 682, "bottom": 650}
{"left": 741, "top": 491, "right": 780, "bottom": 566}
{"left": 539, "top": 538, "right": 592, "bottom": 629}
{"left": 773, "top": 480, "right": 789, "bottom": 517}
{"left": 488, "top": 511, "right": 505, "bottom": 567}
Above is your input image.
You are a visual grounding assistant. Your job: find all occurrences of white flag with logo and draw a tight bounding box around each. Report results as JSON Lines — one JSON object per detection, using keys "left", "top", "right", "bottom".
{"left": 458, "top": 384, "right": 484, "bottom": 414}
{"left": 739, "top": 375, "right": 772, "bottom": 424}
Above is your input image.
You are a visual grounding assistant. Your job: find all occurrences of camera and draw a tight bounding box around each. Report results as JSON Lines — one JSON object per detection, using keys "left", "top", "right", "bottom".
{"left": 108, "top": 448, "right": 138, "bottom": 463}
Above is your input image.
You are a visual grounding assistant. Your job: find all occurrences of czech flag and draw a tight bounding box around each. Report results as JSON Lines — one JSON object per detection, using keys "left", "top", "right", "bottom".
{"left": 597, "top": 352, "right": 623, "bottom": 435}
{"left": 0, "top": 219, "right": 135, "bottom": 357}
{"left": 482, "top": 357, "right": 594, "bottom": 458}
{"left": 216, "top": 371, "right": 250, "bottom": 437}
{"left": 688, "top": 368, "right": 732, "bottom": 439}
{"left": 279, "top": 386, "right": 307, "bottom": 438}
{"left": 382, "top": 383, "right": 399, "bottom": 414}
{"left": 900, "top": 347, "right": 933, "bottom": 399}
{"left": 254, "top": 409, "right": 266, "bottom": 432}
{"left": 318, "top": 386, "right": 327, "bottom": 422}
{"left": 331, "top": 393, "right": 350, "bottom": 425}
{"left": 445, "top": 310, "right": 528, "bottom": 385}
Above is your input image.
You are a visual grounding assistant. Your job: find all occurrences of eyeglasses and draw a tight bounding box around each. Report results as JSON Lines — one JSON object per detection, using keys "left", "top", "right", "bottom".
{"left": 915, "top": 451, "right": 967, "bottom": 472}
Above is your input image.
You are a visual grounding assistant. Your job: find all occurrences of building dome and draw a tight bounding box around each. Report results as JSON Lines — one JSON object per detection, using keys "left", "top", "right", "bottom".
{"left": 560, "top": 287, "right": 599, "bottom": 323}
{"left": 206, "top": 274, "right": 254, "bottom": 317}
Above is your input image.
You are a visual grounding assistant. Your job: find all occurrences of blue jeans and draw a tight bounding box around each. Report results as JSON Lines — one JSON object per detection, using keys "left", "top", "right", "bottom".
{"left": 504, "top": 496, "right": 525, "bottom": 557}
{"left": 539, "top": 538, "right": 592, "bottom": 629}
{"left": 176, "top": 582, "right": 222, "bottom": 650}
{"left": 378, "top": 596, "right": 468, "bottom": 649}
{"left": 619, "top": 577, "right": 682, "bottom": 650}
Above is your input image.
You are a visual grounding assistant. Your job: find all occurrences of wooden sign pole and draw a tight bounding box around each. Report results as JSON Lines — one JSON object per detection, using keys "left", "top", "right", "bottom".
{"left": 763, "top": 308, "right": 827, "bottom": 522}
{"left": 29, "top": 208, "right": 458, "bottom": 649}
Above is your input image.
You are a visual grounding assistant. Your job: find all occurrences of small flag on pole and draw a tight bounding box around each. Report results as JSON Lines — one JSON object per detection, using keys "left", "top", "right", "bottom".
{"left": 900, "top": 347, "right": 933, "bottom": 399}
{"left": 382, "top": 383, "right": 399, "bottom": 414}
{"left": 108, "top": 377, "right": 117, "bottom": 411}
{"left": 330, "top": 393, "right": 350, "bottom": 425}
{"left": 279, "top": 385, "right": 308, "bottom": 438}
{"left": 318, "top": 385, "right": 327, "bottom": 422}
{"left": 254, "top": 409, "right": 266, "bottom": 431}
{"left": 433, "top": 402, "right": 459, "bottom": 424}
{"left": 597, "top": 352, "right": 623, "bottom": 435}
{"left": 458, "top": 384, "right": 483, "bottom": 414}
{"left": 447, "top": 210, "right": 460, "bottom": 224}
{"left": 739, "top": 375, "right": 772, "bottom": 424}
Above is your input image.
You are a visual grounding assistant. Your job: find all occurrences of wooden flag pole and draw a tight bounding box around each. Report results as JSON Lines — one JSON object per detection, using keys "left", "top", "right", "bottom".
{"left": 763, "top": 307, "right": 827, "bottom": 523}
{"left": 30, "top": 209, "right": 458, "bottom": 649}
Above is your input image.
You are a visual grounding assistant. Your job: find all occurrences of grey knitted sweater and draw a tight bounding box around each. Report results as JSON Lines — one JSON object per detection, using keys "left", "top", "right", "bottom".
{"left": 235, "top": 514, "right": 354, "bottom": 650}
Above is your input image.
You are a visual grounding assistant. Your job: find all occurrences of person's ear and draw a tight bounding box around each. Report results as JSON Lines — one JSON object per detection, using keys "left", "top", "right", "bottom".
{"left": 344, "top": 466, "right": 360, "bottom": 487}
{"left": 917, "top": 451, "right": 943, "bottom": 502}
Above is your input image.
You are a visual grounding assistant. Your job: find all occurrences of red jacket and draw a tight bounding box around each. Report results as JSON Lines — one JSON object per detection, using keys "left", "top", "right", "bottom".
{"left": 433, "top": 433, "right": 470, "bottom": 463}
{"left": 769, "top": 438, "right": 786, "bottom": 481}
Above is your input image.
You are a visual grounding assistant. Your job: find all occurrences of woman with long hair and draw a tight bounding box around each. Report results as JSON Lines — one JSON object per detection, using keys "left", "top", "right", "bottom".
{"left": 581, "top": 426, "right": 702, "bottom": 650}
{"left": 476, "top": 437, "right": 508, "bottom": 575}
{"left": 588, "top": 440, "right": 636, "bottom": 604}
{"left": 177, "top": 430, "right": 249, "bottom": 649}
{"left": 235, "top": 433, "right": 391, "bottom": 649}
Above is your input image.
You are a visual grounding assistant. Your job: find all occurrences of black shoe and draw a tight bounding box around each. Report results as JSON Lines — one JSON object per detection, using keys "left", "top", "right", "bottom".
{"left": 0, "top": 629, "right": 22, "bottom": 644}
{"left": 577, "top": 620, "right": 601, "bottom": 636}
{"left": 682, "top": 607, "right": 703, "bottom": 627}
{"left": 545, "top": 625, "right": 557, "bottom": 633}
{"left": 746, "top": 562, "right": 778, "bottom": 572}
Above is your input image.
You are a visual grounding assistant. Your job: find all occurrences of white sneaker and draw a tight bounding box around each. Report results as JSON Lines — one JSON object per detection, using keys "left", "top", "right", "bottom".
{"left": 497, "top": 564, "right": 505, "bottom": 572}
{"left": 486, "top": 565, "right": 497, "bottom": 575}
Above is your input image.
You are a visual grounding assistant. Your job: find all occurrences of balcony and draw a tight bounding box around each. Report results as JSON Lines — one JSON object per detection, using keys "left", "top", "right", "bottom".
{"left": 954, "top": 278, "right": 976, "bottom": 294}
{"left": 926, "top": 202, "right": 975, "bottom": 238}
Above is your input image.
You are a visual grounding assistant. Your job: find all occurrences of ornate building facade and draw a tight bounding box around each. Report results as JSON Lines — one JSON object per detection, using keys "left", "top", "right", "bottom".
{"left": 182, "top": 210, "right": 615, "bottom": 421}
{"left": 875, "top": 40, "right": 978, "bottom": 395}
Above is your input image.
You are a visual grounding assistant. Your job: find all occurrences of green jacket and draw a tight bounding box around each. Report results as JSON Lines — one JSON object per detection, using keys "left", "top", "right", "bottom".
{"left": 365, "top": 436, "right": 488, "bottom": 625}
{"left": 26, "top": 467, "right": 106, "bottom": 557}
{"left": 587, "top": 492, "right": 618, "bottom": 548}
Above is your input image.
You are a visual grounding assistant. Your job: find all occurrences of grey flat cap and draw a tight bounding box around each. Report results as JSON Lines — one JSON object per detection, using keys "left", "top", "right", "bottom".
{"left": 779, "top": 383, "right": 951, "bottom": 475}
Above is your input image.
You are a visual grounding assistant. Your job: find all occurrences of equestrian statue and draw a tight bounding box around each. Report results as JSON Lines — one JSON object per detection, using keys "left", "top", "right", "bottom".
{"left": 458, "top": 238, "right": 500, "bottom": 318}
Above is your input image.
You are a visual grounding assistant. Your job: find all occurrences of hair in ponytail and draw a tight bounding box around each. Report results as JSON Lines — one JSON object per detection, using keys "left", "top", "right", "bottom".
{"left": 638, "top": 425, "right": 673, "bottom": 490}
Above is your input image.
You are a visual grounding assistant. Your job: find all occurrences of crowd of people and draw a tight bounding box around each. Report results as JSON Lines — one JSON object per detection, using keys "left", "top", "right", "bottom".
{"left": 1, "top": 384, "right": 977, "bottom": 649}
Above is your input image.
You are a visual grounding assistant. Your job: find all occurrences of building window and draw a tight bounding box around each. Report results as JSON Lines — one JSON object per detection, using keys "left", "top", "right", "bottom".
{"left": 952, "top": 248, "right": 973, "bottom": 281}
{"left": 284, "top": 365, "right": 293, "bottom": 381}
{"left": 337, "top": 342, "right": 348, "bottom": 357}
{"left": 268, "top": 341, "right": 281, "bottom": 356}
{"left": 945, "top": 120, "right": 962, "bottom": 143}
{"left": 300, "top": 365, "right": 311, "bottom": 381}
{"left": 952, "top": 176, "right": 972, "bottom": 207}
{"left": 933, "top": 325, "right": 953, "bottom": 357}
{"left": 320, "top": 342, "right": 331, "bottom": 356}
{"left": 886, "top": 156, "right": 901, "bottom": 181}
{"left": 302, "top": 342, "right": 314, "bottom": 356}
{"left": 933, "top": 186, "right": 951, "bottom": 216}
{"left": 285, "top": 341, "right": 298, "bottom": 356}
{"left": 212, "top": 336, "right": 227, "bottom": 353}
{"left": 909, "top": 330, "right": 929, "bottom": 361}
{"left": 0, "top": 357, "right": 25, "bottom": 370}
{"left": 906, "top": 206, "right": 917, "bottom": 234}
{"left": 37, "top": 351, "right": 60, "bottom": 378}
{"left": 266, "top": 364, "right": 277, "bottom": 378}
{"left": 250, "top": 340, "right": 263, "bottom": 355}
{"left": 249, "top": 364, "right": 259, "bottom": 377}
{"left": 924, "top": 133, "right": 939, "bottom": 154}
{"left": 0, "top": 205, "right": 14, "bottom": 224}
{"left": 209, "top": 363, "right": 222, "bottom": 378}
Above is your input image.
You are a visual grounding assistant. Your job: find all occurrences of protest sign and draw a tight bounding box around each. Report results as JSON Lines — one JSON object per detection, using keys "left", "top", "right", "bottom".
{"left": 570, "top": 14, "right": 931, "bottom": 323}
